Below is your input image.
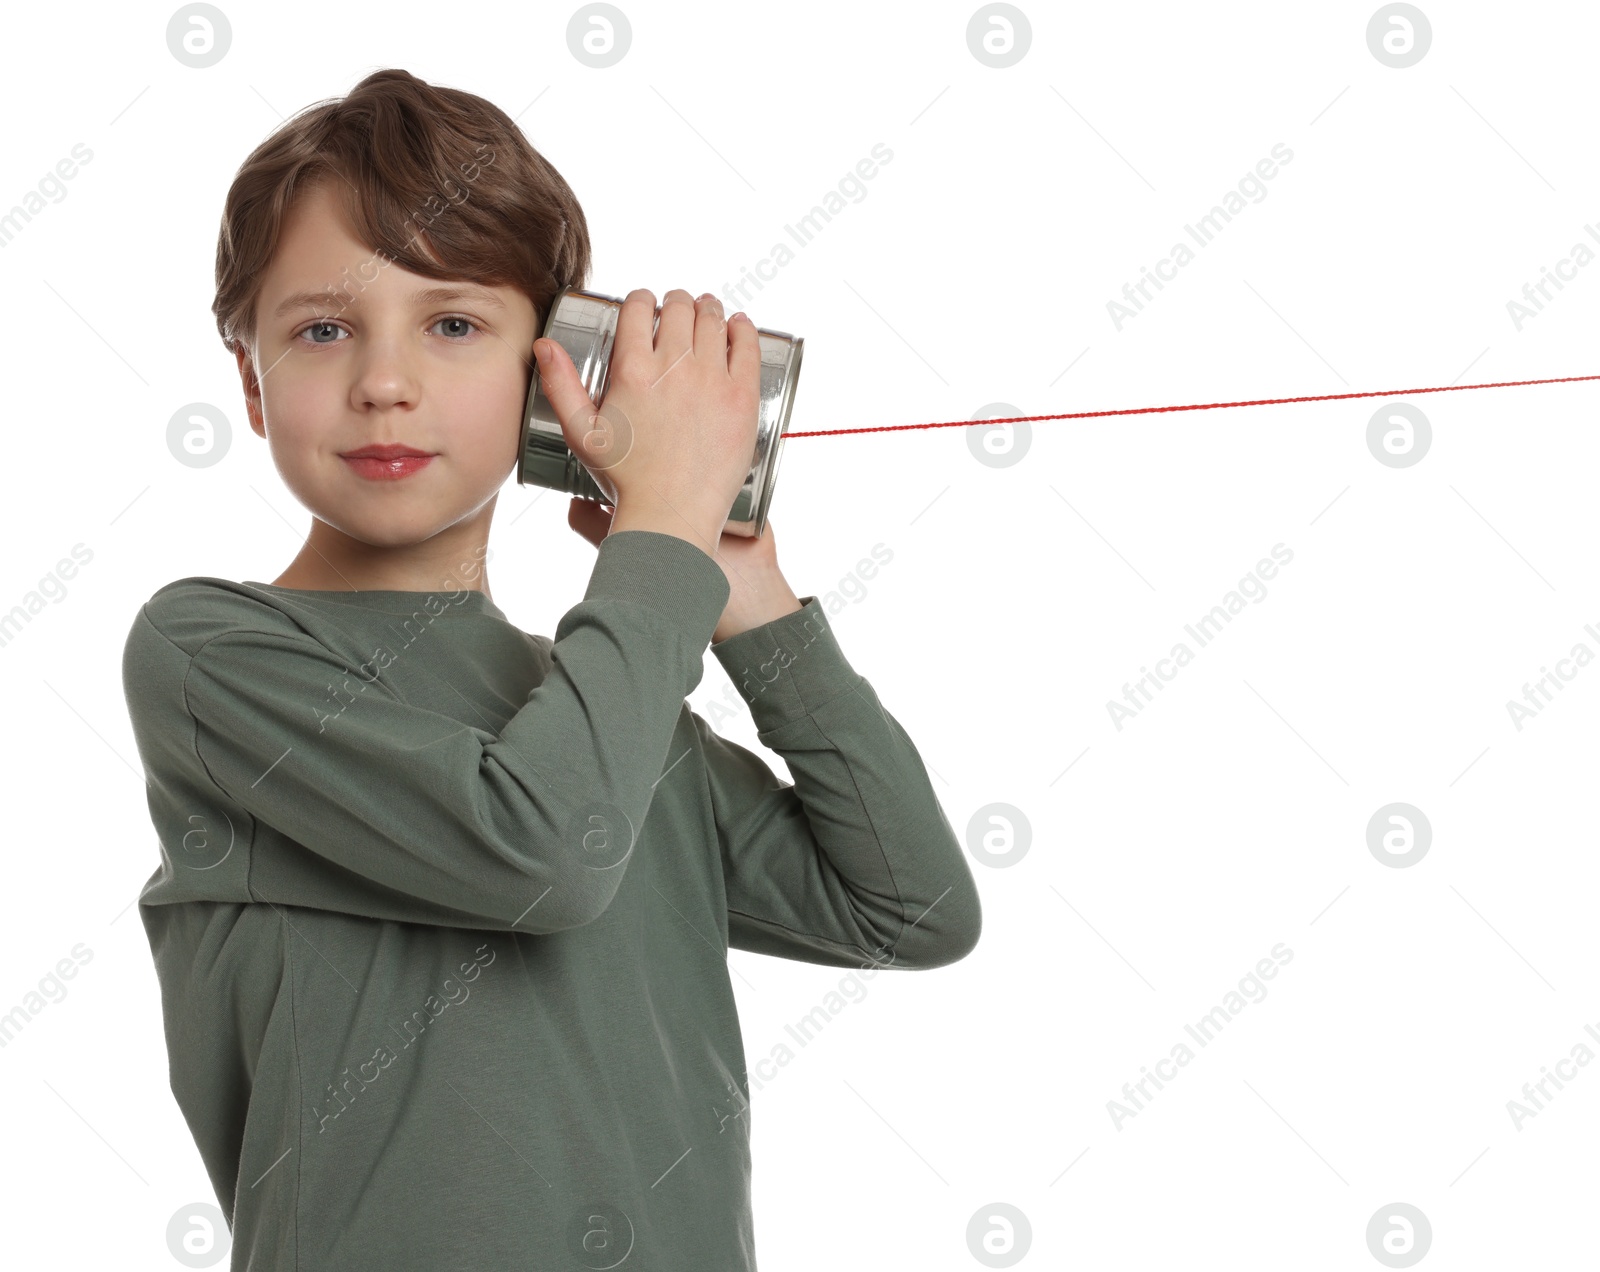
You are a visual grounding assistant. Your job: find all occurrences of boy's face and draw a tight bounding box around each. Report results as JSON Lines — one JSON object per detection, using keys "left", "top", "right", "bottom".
{"left": 235, "top": 180, "right": 537, "bottom": 550}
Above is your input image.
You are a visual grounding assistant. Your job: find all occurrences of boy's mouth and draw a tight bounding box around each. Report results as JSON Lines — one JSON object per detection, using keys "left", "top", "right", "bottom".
{"left": 341, "top": 443, "right": 435, "bottom": 460}
{"left": 340, "top": 443, "right": 438, "bottom": 481}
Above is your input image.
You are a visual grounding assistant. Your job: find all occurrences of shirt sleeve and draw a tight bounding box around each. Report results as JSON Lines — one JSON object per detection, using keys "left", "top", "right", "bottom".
{"left": 699, "top": 597, "right": 982, "bottom": 970}
{"left": 123, "top": 531, "right": 730, "bottom": 936}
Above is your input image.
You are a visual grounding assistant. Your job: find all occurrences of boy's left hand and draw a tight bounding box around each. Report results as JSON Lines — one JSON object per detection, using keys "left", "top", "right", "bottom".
{"left": 567, "top": 497, "right": 803, "bottom": 643}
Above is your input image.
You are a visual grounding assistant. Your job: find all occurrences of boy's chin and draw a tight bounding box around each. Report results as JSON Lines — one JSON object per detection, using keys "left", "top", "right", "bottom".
{"left": 310, "top": 505, "right": 464, "bottom": 550}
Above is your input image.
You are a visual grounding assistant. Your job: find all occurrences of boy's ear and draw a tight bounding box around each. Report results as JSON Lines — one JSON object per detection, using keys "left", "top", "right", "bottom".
{"left": 233, "top": 342, "right": 266, "bottom": 439}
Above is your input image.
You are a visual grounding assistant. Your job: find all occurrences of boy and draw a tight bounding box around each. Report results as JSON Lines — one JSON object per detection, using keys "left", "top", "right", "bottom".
{"left": 122, "top": 68, "right": 980, "bottom": 1270}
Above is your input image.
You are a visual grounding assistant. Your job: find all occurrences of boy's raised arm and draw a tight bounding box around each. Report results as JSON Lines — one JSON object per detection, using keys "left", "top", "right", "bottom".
{"left": 125, "top": 531, "right": 729, "bottom": 935}
{"left": 696, "top": 599, "right": 983, "bottom": 970}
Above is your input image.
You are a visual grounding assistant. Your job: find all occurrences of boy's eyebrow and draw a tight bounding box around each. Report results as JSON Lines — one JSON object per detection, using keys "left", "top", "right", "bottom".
{"left": 272, "top": 285, "right": 507, "bottom": 318}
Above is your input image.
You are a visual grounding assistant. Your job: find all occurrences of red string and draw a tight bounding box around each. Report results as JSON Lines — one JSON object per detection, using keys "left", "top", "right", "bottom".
{"left": 780, "top": 373, "right": 1600, "bottom": 439}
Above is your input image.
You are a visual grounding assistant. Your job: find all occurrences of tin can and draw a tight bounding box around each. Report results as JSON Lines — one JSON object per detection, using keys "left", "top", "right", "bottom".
{"left": 517, "top": 287, "right": 803, "bottom": 538}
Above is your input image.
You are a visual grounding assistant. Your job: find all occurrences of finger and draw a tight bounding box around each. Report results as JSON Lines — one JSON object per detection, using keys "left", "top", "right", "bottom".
{"left": 693, "top": 293, "right": 727, "bottom": 365}
{"left": 615, "top": 288, "right": 656, "bottom": 373}
{"left": 566, "top": 497, "right": 608, "bottom": 545}
{"left": 726, "top": 309, "right": 760, "bottom": 386}
{"left": 655, "top": 288, "right": 696, "bottom": 361}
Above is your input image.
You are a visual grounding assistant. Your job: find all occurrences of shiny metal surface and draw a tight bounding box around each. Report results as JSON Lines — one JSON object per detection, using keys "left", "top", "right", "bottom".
{"left": 517, "top": 287, "right": 802, "bottom": 537}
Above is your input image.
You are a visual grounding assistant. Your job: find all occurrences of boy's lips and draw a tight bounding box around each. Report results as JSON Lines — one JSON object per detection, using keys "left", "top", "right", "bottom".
{"left": 341, "top": 447, "right": 437, "bottom": 481}
{"left": 340, "top": 444, "right": 436, "bottom": 460}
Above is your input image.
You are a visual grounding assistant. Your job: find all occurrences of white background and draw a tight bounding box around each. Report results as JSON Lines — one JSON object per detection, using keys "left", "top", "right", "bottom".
{"left": 1, "top": 0, "right": 1597, "bottom": 1267}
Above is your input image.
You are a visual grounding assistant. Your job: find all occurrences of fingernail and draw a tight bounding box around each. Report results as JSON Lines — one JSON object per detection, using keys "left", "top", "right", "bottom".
{"left": 534, "top": 341, "right": 548, "bottom": 363}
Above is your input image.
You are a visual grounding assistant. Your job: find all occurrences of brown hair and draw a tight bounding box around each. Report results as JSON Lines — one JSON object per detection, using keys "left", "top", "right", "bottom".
{"left": 212, "top": 67, "right": 590, "bottom": 356}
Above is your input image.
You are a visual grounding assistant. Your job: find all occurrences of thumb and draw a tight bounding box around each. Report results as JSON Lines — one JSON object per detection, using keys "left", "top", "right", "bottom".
{"left": 534, "top": 339, "right": 597, "bottom": 452}
{"left": 534, "top": 337, "right": 592, "bottom": 432}
{"left": 534, "top": 338, "right": 624, "bottom": 499}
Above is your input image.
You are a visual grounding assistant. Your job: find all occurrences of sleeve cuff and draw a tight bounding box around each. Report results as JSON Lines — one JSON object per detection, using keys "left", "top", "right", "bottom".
{"left": 709, "top": 596, "right": 863, "bottom": 726}
{"left": 585, "top": 531, "right": 732, "bottom": 651}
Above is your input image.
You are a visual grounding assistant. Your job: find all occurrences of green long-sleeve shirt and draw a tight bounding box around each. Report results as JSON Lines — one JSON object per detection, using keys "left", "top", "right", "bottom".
{"left": 121, "top": 529, "right": 980, "bottom": 1270}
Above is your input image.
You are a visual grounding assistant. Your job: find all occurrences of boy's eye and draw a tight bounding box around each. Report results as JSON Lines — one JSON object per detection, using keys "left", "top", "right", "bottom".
{"left": 300, "top": 320, "right": 343, "bottom": 344}
{"left": 294, "top": 316, "right": 482, "bottom": 345}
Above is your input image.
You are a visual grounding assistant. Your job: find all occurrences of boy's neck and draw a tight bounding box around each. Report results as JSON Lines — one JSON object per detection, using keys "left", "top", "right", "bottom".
{"left": 273, "top": 517, "right": 493, "bottom": 596}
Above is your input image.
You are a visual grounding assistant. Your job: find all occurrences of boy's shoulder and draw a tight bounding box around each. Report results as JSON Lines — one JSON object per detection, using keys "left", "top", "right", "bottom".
{"left": 131, "top": 576, "right": 303, "bottom": 657}
{"left": 144, "top": 575, "right": 276, "bottom": 607}
{"left": 130, "top": 575, "right": 547, "bottom": 654}
{"left": 122, "top": 577, "right": 300, "bottom": 725}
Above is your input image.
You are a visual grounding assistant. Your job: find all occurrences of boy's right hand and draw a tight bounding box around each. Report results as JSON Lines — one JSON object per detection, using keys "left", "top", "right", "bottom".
{"left": 534, "top": 289, "right": 761, "bottom": 543}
